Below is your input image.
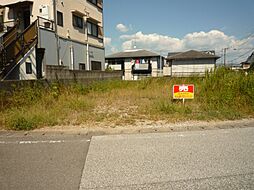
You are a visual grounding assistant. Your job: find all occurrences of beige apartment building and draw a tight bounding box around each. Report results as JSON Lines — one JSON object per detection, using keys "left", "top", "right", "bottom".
{"left": 0, "top": 0, "right": 105, "bottom": 80}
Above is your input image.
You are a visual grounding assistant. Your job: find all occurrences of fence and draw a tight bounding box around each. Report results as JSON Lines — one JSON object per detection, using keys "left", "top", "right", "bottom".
{"left": 0, "top": 66, "right": 123, "bottom": 91}
{"left": 45, "top": 65, "right": 123, "bottom": 82}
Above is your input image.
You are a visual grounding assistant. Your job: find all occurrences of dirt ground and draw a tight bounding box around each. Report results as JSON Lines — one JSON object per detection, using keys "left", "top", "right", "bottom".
{"left": 2, "top": 118, "right": 251, "bottom": 136}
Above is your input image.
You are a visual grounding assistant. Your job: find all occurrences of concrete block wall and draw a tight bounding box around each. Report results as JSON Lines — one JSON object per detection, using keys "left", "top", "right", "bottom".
{"left": 45, "top": 65, "right": 123, "bottom": 81}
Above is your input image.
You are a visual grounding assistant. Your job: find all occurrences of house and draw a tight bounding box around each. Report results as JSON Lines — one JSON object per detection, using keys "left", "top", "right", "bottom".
{"left": 166, "top": 50, "right": 220, "bottom": 77}
{"left": 105, "top": 49, "right": 165, "bottom": 80}
{"left": 0, "top": 0, "right": 104, "bottom": 80}
{"left": 241, "top": 51, "right": 254, "bottom": 70}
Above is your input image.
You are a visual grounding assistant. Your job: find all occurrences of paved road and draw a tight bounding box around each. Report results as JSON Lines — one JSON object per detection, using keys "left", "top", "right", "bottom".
{"left": 0, "top": 133, "right": 91, "bottom": 190}
{"left": 80, "top": 127, "right": 254, "bottom": 190}
{"left": 0, "top": 127, "right": 254, "bottom": 190}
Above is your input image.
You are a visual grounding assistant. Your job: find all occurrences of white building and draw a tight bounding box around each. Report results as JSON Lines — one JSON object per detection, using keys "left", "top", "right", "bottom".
{"left": 166, "top": 50, "right": 220, "bottom": 77}
{"left": 0, "top": 0, "right": 104, "bottom": 80}
{"left": 105, "top": 49, "right": 165, "bottom": 80}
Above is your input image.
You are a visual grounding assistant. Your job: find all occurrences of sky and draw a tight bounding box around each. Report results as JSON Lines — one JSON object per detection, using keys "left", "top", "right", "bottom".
{"left": 103, "top": 0, "right": 254, "bottom": 64}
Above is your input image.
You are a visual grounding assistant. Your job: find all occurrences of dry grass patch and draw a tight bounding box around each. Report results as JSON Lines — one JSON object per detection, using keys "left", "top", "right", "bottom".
{"left": 1, "top": 68, "right": 254, "bottom": 130}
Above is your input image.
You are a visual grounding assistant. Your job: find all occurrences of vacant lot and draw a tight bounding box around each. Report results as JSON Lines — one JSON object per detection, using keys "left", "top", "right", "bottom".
{"left": 0, "top": 68, "right": 254, "bottom": 130}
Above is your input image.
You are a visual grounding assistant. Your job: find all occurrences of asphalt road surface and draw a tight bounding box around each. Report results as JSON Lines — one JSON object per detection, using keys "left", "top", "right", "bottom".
{"left": 0, "top": 127, "right": 254, "bottom": 190}
{"left": 0, "top": 133, "right": 91, "bottom": 190}
{"left": 79, "top": 127, "right": 254, "bottom": 190}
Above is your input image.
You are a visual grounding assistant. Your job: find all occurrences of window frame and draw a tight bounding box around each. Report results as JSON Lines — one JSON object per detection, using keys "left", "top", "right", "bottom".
{"left": 79, "top": 63, "right": 86, "bottom": 70}
{"left": 88, "top": 0, "right": 97, "bottom": 6}
{"left": 72, "top": 14, "right": 83, "bottom": 29}
{"left": 91, "top": 61, "right": 102, "bottom": 70}
{"left": 57, "top": 11, "right": 63, "bottom": 27}
{"left": 25, "top": 62, "right": 32, "bottom": 74}
{"left": 87, "top": 0, "right": 103, "bottom": 9}
{"left": 87, "top": 21, "right": 98, "bottom": 37}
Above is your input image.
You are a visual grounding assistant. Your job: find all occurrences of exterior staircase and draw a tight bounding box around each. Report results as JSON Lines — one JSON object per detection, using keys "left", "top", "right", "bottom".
{"left": 0, "top": 20, "right": 38, "bottom": 80}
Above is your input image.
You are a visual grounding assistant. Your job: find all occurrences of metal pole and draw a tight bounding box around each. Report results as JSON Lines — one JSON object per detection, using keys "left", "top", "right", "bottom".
{"left": 84, "top": 12, "right": 90, "bottom": 70}
{"left": 160, "top": 51, "right": 162, "bottom": 76}
{"left": 53, "top": 0, "right": 60, "bottom": 65}
{"left": 223, "top": 48, "right": 228, "bottom": 67}
{"left": 86, "top": 44, "right": 89, "bottom": 70}
{"left": 70, "top": 43, "right": 74, "bottom": 70}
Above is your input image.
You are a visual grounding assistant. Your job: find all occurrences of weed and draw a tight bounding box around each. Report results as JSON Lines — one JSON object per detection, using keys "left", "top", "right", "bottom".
{"left": 1, "top": 68, "right": 254, "bottom": 130}
{"left": 156, "top": 100, "right": 193, "bottom": 115}
{"left": 8, "top": 115, "right": 36, "bottom": 131}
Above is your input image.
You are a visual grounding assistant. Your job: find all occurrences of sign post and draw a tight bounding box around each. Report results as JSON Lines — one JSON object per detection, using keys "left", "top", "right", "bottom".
{"left": 173, "top": 84, "right": 195, "bottom": 104}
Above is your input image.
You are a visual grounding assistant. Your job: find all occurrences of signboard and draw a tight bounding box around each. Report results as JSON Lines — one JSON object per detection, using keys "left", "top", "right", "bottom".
{"left": 173, "top": 84, "right": 194, "bottom": 99}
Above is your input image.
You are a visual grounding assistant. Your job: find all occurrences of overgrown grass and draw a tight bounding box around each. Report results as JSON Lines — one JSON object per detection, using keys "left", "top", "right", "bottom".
{"left": 0, "top": 68, "right": 254, "bottom": 130}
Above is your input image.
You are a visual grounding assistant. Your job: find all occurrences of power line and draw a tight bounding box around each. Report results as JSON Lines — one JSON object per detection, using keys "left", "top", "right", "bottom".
{"left": 228, "top": 48, "right": 254, "bottom": 63}
{"left": 233, "top": 33, "right": 254, "bottom": 49}
{"left": 221, "top": 32, "right": 254, "bottom": 64}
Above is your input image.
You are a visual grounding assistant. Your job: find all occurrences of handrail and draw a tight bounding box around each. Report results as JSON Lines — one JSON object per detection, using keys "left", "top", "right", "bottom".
{"left": 37, "top": 16, "right": 55, "bottom": 31}
{"left": 2, "top": 20, "right": 37, "bottom": 56}
{"left": 2, "top": 20, "right": 19, "bottom": 38}
{"left": 1, "top": 20, "right": 17, "bottom": 24}
{"left": 0, "top": 20, "right": 17, "bottom": 32}
{"left": 2, "top": 22, "right": 19, "bottom": 48}
{"left": 0, "top": 20, "right": 38, "bottom": 80}
{"left": 22, "top": 19, "right": 37, "bottom": 35}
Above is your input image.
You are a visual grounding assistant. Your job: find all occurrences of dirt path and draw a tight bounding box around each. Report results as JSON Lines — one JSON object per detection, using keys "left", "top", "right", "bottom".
{"left": 5, "top": 118, "right": 250, "bottom": 136}
{"left": 1, "top": 119, "right": 253, "bottom": 137}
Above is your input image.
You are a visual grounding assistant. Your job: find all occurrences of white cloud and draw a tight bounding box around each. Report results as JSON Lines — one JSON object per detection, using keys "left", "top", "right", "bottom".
{"left": 104, "top": 37, "right": 112, "bottom": 47}
{"left": 117, "top": 30, "right": 254, "bottom": 63}
{"left": 104, "top": 36, "right": 118, "bottom": 55}
{"left": 104, "top": 30, "right": 254, "bottom": 63}
{"left": 120, "top": 31, "right": 183, "bottom": 53}
{"left": 182, "top": 30, "right": 237, "bottom": 51}
{"left": 116, "top": 23, "right": 129, "bottom": 33}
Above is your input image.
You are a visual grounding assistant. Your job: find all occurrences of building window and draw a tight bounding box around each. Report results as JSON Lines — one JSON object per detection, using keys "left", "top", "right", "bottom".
{"left": 79, "top": 63, "right": 86, "bottom": 70}
{"left": 91, "top": 61, "right": 101, "bottom": 70}
{"left": 87, "top": 21, "right": 98, "bottom": 37}
{"left": 26, "top": 62, "right": 32, "bottom": 74}
{"left": 0, "top": 15, "right": 3, "bottom": 32}
{"left": 57, "top": 11, "right": 63, "bottom": 27}
{"left": 0, "top": 14, "right": 3, "bottom": 24}
{"left": 87, "top": 0, "right": 103, "bottom": 9}
{"left": 73, "top": 14, "right": 83, "bottom": 29}
{"left": 88, "top": 0, "right": 97, "bottom": 5}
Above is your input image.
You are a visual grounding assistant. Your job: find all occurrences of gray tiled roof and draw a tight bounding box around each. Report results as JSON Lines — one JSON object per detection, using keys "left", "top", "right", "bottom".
{"left": 106, "top": 49, "right": 160, "bottom": 59}
{"left": 246, "top": 52, "right": 254, "bottom": 63}
{"left": 167, "top": 50, "right": 220, "bottom": 60}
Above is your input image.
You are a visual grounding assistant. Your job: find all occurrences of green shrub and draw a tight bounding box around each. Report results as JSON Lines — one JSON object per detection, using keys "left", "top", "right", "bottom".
{"left": 8, "top": 116, "right": 36, "bottom": 131}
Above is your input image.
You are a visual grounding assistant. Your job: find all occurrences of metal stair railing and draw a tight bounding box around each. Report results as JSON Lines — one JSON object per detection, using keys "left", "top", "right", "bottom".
{"left": 0, "top": 20, "right": 38, "bottom": 80}
{"left": 0, "top": 21, "right": 19, "bottom": 69}
{"left": 1, "top": 21, "right": 19, "bottom": 48}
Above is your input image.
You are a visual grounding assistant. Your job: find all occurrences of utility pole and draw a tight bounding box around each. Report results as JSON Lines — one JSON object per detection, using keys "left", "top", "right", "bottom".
{"left": 53, "top": 0, "right": 60, "bottom": 65}
{"left": 223, "top": 48, "right": 229, "bottom": 66}
{"left": 159, "top": 50, "right": 162, "bottom": 76}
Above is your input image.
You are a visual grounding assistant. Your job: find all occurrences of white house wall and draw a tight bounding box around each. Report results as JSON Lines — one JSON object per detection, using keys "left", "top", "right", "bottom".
{"left": 123, "top": 59, "right": 132, "bottom": 80}
{"left": 172, "top": 59, "right": 215, "bottom": 77}
{"left": 19, "top": 46, "right": 37, "bottom": 80}
{"left": 55, "top": 0, "right": 103, "bottom": 47}
{"left": 39, "top": 29, "right": 58, "bottom": 65}
{"left": 39, "top": 28, "right": 104, "bottom": 70}
{"left": 1, "top": 0, "right": 103, "bottom": 48}
{"left": 89, "top": 45, "right": 105, "bottom": 70}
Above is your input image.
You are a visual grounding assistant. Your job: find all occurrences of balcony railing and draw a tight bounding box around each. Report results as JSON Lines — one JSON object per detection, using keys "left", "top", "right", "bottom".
{"left": 37, "top": 16, "right": 55, "bottom": 31}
